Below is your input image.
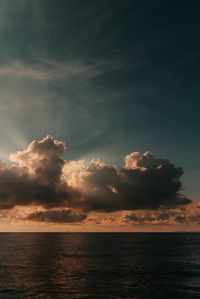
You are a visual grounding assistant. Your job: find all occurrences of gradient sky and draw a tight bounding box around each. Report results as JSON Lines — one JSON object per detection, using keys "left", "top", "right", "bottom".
{"left": 0, "top": 1, "right": 199, "bottom": 231}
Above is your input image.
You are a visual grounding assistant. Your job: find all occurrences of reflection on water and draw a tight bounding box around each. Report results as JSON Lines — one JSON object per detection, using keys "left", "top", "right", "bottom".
{"left": 0, "top": 233, "right": 199, "bottom": 298}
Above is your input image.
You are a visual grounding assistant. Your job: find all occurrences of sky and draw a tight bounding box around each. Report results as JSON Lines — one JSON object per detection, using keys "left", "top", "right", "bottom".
{"left": 0, "top": 0, "right": 199, "bottom": 231}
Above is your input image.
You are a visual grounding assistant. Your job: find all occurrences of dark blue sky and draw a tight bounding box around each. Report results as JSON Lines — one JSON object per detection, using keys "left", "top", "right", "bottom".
{"left": 0, "top": 0, "right": 199, "bottom": 200}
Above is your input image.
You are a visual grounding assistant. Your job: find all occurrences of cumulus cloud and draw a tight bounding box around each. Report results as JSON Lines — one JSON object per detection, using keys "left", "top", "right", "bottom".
{"left": 0, "top": 135, "right": 192, "bottom": 223}
{"left": 10, "top": 134, "right": 66, "bottom": 183}
{"left": 119, "top": 151, "right": 190, "bottom": 209}
{"left": 26, "top": 209, "right": 86, "bottom": 223}
{"left": 0, "top": 135, "right": 80, "bottom": 210}
{"left": 64, "top": 151, "right": 190, "bottom": 212}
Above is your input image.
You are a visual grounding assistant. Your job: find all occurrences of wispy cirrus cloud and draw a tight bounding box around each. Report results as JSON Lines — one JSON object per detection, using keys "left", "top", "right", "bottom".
{"left": 0, "top": 58, "right": 119, "bottom": 82}
{"left": 0, "top": 60, "right": 50, "bottom": 81}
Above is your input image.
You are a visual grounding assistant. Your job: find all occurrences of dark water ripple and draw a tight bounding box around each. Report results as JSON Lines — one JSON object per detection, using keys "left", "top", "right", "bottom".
{"left": 0, "top": 233, "right": 199, "bottom": 298}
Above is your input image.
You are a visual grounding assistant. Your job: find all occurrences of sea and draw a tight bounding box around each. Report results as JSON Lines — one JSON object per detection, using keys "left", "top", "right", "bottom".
{"left": 0, "top": 233, "right": 199, "bottom": 299}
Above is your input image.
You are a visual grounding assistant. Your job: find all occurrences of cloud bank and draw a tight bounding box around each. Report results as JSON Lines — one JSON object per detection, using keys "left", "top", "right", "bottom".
{"left": 0, "top": 135, "right": 192, "bottom": 223}
{"left": 26, "top": 209, "right": 87, "bottom": 223}
{"left": 85, "top": 202, "right": 200, "bottom": 229}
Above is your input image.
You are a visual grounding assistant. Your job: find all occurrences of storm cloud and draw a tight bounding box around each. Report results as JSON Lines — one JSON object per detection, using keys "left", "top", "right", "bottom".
{"left": 0, "top": 135, "right": 191, "bottom": 221}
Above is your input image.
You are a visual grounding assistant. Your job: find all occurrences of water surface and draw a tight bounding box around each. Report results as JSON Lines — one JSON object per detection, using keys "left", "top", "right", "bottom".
{"left": 0, "top": 233, "right": 199, "bottom": 298}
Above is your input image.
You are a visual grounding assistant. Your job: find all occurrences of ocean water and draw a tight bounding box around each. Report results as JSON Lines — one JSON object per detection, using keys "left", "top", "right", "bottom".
{"left": 0, "top": 233, "right": 199, "bottom": 299}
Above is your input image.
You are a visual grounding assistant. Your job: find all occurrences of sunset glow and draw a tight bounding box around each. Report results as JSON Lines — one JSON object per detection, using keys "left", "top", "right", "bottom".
{"left": 0, "top": 135, "right": 198, "bottom": 232}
